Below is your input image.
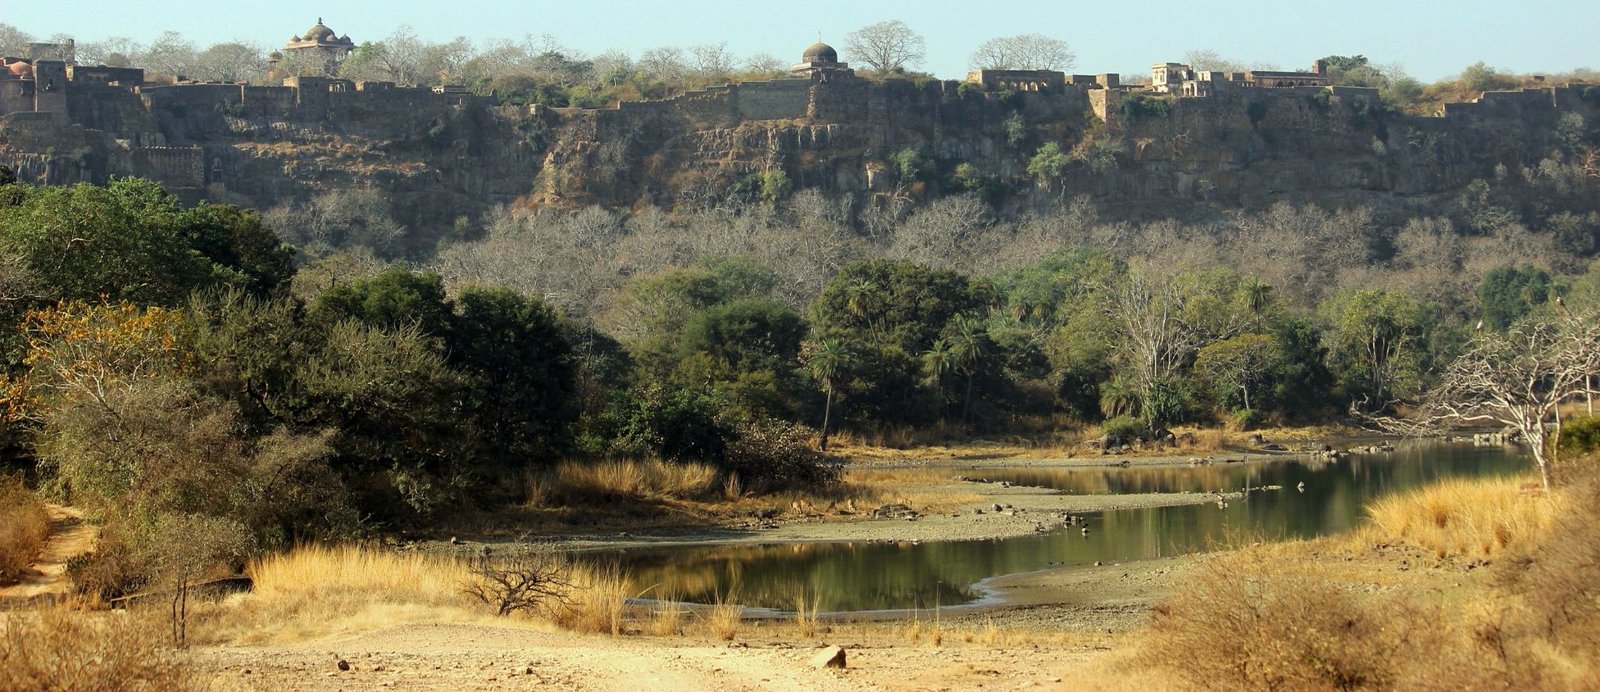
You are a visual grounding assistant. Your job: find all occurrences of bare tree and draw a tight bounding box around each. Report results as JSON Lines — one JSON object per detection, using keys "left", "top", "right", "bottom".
{"left": 139, "top": 30, "right": 198, "bottom": 80}
{"left": 1182, "top": 49, "right": 1248, "bottom": 73}
{"left": 0, "top": 23, "right": 33, "bottom": 58}
{"left": 843, "top": 20, "right": 926, "bottom": 74}
{"left": 191, "top": 42, "right": 267, "bottom": 83}
{"left": 1387, "top": 309, "right": 1600, "bottom": 490}
{"left": 689, "top": 42, "right": 736, "bottom": 79}
{"left": 970, "top": 34, "right": 1075, "bottom": 71}
{"left": 77, "top": 36, "right": 143, "bottom": 67}
{"left": 743, "top": 52, "right": 785, "bottom": 74}
{"left": 462, "top": 553, "right": 573, "bottom": 616}
{"left": 638, "top": 46, "right": 688, "bottom": 83}
{"left": 1105, "top": 267, "right": 1252, "bottom": 421}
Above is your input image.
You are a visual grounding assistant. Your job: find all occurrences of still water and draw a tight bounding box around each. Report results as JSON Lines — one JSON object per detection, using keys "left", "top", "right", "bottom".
{"left": 599, "top": 441, "right": 1528, "bottom": 613}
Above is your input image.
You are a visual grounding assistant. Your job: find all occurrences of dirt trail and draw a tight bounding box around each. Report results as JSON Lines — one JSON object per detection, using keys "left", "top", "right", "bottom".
{"left": 200, "top": 623, "right": 879, "bottom": 691}
{"left": 0, "top": 504, "right": 96, "bottom": 604}
{"left": 197, "top": 622, "right": 1095, "bottom": 691}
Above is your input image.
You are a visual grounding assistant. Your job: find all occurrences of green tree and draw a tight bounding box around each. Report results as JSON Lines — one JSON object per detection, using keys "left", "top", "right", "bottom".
{"left": 671, "top": 298, "right": 808, "bottom": 422}
{"left": 1027, "top": 142, "right": 1071, "bottom": 190}
{"left": 804, "top": 339, "right": 852, "bottom": 451}
{"left": 1194, "top": 333, "right": 1283, "bottom": 412}
{"left": 449, "top": 287, "right": 578, "bottom": 464}
{"left": 1327, "top": 289, "right": 1425, "bottom": 409}
{"left": 310, "top": 268, "right": 453, "bottom": 338}
{"left": 1477, "top": 265, "right": 1552, "bottom": 331}
{"left": 0, "top": 179, "right": 246, "bottom": 306}
{"left": 810, "top": 260, "right": 991, "bottom": 426}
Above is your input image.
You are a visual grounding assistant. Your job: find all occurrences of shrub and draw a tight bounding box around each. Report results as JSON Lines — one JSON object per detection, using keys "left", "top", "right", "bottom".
{"left": 0, "top": 608, "right": 196, "bottom": 690}
{"left": 724, "top": 419, "right": 841, "bottom": 492}
{"left": 1231, "top": 408, "right": 1263, "bottom": 431}
{"left": 1118, "top": 94, "right": 1173, "bottom": 122}
{"left": 0, "top": 475, "right": 49, "bottom": 587}
{"left": 1100, "top": 415, "right": 1147, "bottom": 446}
{"left": 1499, "top": 474, "right": 1600, "bottom": 684}
{"left": 1557, "top": 415, "right": 1600, "bottom": 459}
{"left": 1144, "top": 558, "right": 1446, "bottom": 689}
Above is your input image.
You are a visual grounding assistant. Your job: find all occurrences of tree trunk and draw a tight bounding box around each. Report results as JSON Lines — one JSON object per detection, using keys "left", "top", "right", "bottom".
{"left": 1242, "top": 384, "right": 1251, "bottom": 412}
{"left": 819, "top": 386, "right": 834, "bottom": 451}
{"left": 962, "top": 374, "right": 975, "bottom": 429}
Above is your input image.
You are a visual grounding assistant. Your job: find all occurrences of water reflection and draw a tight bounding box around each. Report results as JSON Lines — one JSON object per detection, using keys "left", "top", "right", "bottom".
{"left": 599, "top": 442, "right": 1527, "bottom": 612}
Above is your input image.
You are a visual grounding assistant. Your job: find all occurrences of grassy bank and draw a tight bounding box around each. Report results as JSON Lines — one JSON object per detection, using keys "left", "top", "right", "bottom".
{"left": 1140, "top": 472, "right": 1597, "bottom": 689}
{"left": 0, "top": 476, "right": 49, "bottom": 587}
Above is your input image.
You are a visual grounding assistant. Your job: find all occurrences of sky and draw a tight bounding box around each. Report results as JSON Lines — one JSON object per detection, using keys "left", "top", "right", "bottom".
{"left": 5, "top": 0, "right": 1596, "bottom": 82}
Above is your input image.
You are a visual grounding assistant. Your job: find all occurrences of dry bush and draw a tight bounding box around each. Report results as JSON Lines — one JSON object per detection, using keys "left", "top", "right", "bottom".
{"left": 0, "top": 607, "right": 196, "bottom": 691}
{"left": 1490, "top": 474, "right": 1600, "bottom": 686}
{"left": 1143, "top": 556, "right": 1451, "bottom": 689}
{"left": 0, "top": 475, "right": 49, "bottom": 586}
{"left": 462, "top": 553, "right": 572, "bottom": 617}
{"left": 1364, "top": 476, "right": 1559, "bottom": 558}
{"left": 551, "top": 458, "right": 720, "bottom": 501}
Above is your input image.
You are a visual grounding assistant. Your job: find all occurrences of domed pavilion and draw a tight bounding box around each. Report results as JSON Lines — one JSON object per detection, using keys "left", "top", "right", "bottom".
{"left": 271, "top": 18, "right": 356, "bottom": 77}
{"left": 791, "top": 41, "right": 852, "bottom": 78}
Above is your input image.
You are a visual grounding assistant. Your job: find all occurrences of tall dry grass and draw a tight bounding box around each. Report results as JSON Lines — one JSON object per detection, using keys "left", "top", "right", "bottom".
{"left": 0, "top": 475, "right": 50, "bottom": 586}
{"left": 551, "top": 459, "right": 721, "bottom": 501}
{"left": 1, "top": 607, "right": 196, "bottom": 690}
{"left": 1363, "top": 476, "right": 1559, "bottom": 558}
{"left": 1144, "top": 472, "right": 1600, "bottom": 689}
{"left": 199, "top": 544, "right": 639, "bottom": 644}
{"left": 197, "top": 543, "right": 475, "bottom": 644}
{"left": 548, "top": 562, "right": 634, "bottom": 636}
{"left": 704, "top": 591, "right": 743, "bottom": 641}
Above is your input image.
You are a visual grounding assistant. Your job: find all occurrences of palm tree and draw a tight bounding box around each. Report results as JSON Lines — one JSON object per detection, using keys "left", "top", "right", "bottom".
{"left": 947, "top": 315, "right": 989, "bottom": 427}
{"left": 1244, "top": 276, "right": 1273, "bottom": 315}
{"left": 806, "top": 339, "right": 852, "bottom": 451}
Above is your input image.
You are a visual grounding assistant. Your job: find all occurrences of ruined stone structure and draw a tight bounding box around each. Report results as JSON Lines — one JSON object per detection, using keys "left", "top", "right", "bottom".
{"left": 1, "top": 32, "right": 1596, "bottom": 246}
{"left": 269, "top": 18, "right": 356, "bottom": 78}
{"left": 1152, "top": 59, "right": 1330, "bottom": 96}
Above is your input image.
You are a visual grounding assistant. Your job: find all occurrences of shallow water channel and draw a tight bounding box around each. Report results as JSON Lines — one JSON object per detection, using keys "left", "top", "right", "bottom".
{"left": 599, "top": 441, "right": 1528, "bottom": 613}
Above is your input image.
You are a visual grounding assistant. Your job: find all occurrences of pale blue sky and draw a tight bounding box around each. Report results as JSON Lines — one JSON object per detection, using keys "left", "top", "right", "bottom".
{"left": 6, "top": 0, "right": 1594, "bottom": 81}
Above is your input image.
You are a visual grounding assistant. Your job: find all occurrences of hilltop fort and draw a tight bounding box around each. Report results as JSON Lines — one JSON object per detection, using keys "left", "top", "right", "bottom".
{"left": 1, "top": 21, "right": 1596, "bottom": 245}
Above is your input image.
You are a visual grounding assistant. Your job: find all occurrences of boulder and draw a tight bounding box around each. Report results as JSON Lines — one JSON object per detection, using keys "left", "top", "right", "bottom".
{"left": 811, "top": 645, "right": 847, "bottom": 669}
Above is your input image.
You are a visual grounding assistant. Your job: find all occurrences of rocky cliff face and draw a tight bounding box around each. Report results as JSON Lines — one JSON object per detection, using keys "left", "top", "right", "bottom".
{"left": 2, "top": 75, "right": 1596, "bottom": 248}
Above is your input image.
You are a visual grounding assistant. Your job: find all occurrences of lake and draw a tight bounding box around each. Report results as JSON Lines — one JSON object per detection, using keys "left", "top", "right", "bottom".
{"left": 599, "top": 441, "right": 1528, "bottom": 613}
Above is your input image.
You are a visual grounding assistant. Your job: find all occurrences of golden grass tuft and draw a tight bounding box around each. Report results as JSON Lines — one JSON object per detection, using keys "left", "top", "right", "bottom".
{"left": 550, "top": 563, "right": 633, "bottom": 636}
{"left": 0, "top": 475, "right": 50, "bottom": 586}
{"left": 792, "top": 591, "right": 821, "bottom": 639}
{"left": 704, "top": 592, "right": 743, "bottom": 641}
{"left": 644, "top": 597, "right": 687, "bottom": 637}
{"left": 552, "top": 459, "right": 721, "bottom": 501}
{"left": 1362, "top": 475, "right": 1559, "bottom": 558}
{"left": 1, "top": 607, "right": 196, "bottom": 690}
